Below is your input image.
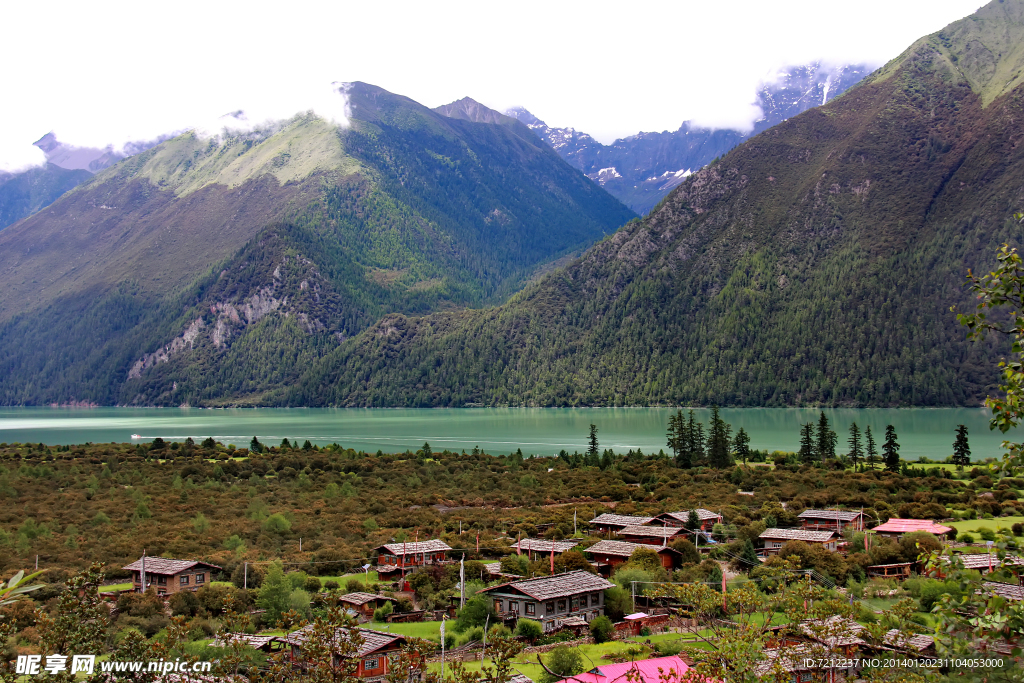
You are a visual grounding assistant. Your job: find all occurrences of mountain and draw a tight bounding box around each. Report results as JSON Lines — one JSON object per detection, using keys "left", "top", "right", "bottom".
{"left": 507, "top": 63, "right": 872, "bottom": 215}
{"left": 0, "top": 83, "right": 634, "bottom": 406}
{"left": 0, "top": 133, "right": 168, "bottom": 231}
{"left": 275, "top": 0, "right": 1024, "bottom": 408}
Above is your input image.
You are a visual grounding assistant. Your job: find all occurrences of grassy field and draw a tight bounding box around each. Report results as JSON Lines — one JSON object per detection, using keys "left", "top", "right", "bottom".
{"left": 947, "top": 516, "right": 1024, "bottom": 533}
{"left": 98, "top": 582, "right": 132, "bottom": 592}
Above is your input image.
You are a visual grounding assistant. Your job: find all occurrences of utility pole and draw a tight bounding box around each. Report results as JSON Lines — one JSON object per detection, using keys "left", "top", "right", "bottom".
{"left": 244, "top": 562, "right": 248, "bottom": 590}
{"left": 141, "top": 550, "right": 146, "bottom": 593}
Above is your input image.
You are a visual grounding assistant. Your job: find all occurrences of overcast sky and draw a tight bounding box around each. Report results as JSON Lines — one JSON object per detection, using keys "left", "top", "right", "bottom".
{"left": 1, "top": 0, "right": 986, "bottom": 172}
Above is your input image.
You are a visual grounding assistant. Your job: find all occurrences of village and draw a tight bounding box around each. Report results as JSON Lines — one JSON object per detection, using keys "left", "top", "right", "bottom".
{"left": 108, "top": 505, "right": 1024, "bottom": 683}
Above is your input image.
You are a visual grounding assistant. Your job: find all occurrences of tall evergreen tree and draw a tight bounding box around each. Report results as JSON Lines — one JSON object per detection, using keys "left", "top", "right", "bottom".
{"left": 847, "top": 422, "right": 863, "bottom": 466}
{"left": 952, "top": 424, "right": 971, "bottom": 469}
{"left": 815, "top": 411, "right": 837, "bottom": 465}
{"left": 587, "top": 424, "right": 599, "bottom": 460}
{"left": 733, "top": 427, "right": 751, "bottom": 465}
{"left": 883, "top": 424, "right": 900, "bottom": 472}
{"left": 865, "top": 426, "right": 879, "bottom": 470}
{"left": 666, "top": 410, "right": 684, "bottom": 464}
{"left": 707, "top": 406, "right": 733, "bottom": 468}
{"left": 686, "top": 509, "right": 701, "bottom": 532}
{"left": 683, "top": 410, "right": 705, "bottom": 468}
{"left": 799, "top": 423, "right": 816, "bottom": 464}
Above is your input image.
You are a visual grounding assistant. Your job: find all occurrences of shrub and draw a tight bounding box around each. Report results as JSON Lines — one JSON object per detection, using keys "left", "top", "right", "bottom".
{"left": 263, "top": 513, "right": 291, "bottom": 533}
{"left": 92, "top": 511, "right": 110, "bottom": 526}
{"left": 603, "top": 587, "right": 631, "bottom": 621}
{"left": 590, "top": 615, "right": 614, "bottom": 644}
{"left": 324, "top": 580, "right": 340, "bottom": 591}
{"left": 303, "top": 576, "right": 322, "bottom": 593}
{"left": 978, "top": 528, "right": 996, "bottom": 542}
{"left": 373, "top": 602, "right": 394, "bottom": 623}
{"left": 453, "top": 595, "right": 494, "bottom": 632}
{"left": 958, "top": 533, "right": 975, "bottom": 544}
{"left": 514, "top": 618, "right": 543, "bottom": 643}
{"left": 345, "top": 578, "right": 363, "bottom": 592}
{"left": 541, "top": 646, "right": 584, "bottom": 683}
{"left": 1012, "top": 523, "right": 1024, "bottom": 537}
{"left": 443, "top": 632, "right": 457, "bottom": 650}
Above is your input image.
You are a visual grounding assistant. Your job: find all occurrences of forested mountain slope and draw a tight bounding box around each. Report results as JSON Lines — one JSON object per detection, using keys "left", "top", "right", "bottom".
{"left": 0, "top": 83, "right": 634, "bottom": 406}
{"left": 279, "top": 0, "right": 1024, "bottom": 408}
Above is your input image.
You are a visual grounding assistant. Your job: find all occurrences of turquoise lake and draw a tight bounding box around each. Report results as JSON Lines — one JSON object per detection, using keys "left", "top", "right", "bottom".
{"left": 0, "top": 407, "right": 1015, "bottom": 461}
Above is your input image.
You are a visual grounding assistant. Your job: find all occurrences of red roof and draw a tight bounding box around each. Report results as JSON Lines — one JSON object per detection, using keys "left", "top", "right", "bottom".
{"left": 871, "top": 519, "right": 953, "bottom": 535}
{"left": 554, "top": 657, "right": 690, "bottom": 683}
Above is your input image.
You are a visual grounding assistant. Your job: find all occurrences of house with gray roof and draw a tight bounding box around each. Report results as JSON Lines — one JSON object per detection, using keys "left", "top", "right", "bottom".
{"left": 479, "top": 570, "right": 614, "bottom": 632}
{"left": 122, "top": 557, "right": 221, "bottom": 596}
{"left": 759, "top": 528, "right": 838, "bottom": 556}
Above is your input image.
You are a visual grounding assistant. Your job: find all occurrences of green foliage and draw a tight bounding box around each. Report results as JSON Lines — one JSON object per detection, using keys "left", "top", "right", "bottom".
{"left": 263, "top": 513, "right": 291, "bottom": 533}
{"left": 453, "top": 595, "right": 494, "bottom": 633}
{"left": 372, "top": 601, "right": 393, "bottom": 622}
{"left": 256, "top": 562, "right": 291, "bottom": 624}
{"left": 170, "top": 589, "right": 201, "bottom": 617}
{"left": 952, "top": 424, "right": 971, "bottom": 468}
{"left": 540, "top": 645, "right": 584, "bottom": 683}
{"left": 514, "top": 618, "right": 542, "bottom": 642}
{"left": 589, "top": 615, "right": 614, "bottom": 644}
{"left": 603, "top": 586, "right": 631, "bottom": 621}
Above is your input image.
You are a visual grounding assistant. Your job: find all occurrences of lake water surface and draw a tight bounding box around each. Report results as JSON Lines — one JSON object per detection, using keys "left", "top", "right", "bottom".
{"left": 0, "top": 407, "right": 1016, "bottom": 461}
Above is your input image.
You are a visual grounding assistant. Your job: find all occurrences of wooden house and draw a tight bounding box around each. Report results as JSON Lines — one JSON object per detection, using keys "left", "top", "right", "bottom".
{"left": 759, "top": 528, "right": 837, "bottom": 556}
{"left": 798, "top": 509, "right": 865, "bottom": 532}
{"left": 866, "top": 562, "right": 912, "bottom": 581}
{"left": 616, "top": 525, "right": 688, "bottom": 546}
{"left": 869, "top": 518, "right": 955, "bottom": 540}
{"left": 283, "top": 626, "right": 420, "bottom": 682}
{"left": 586, "top": 539, "right": 682, "bottom": 575}
{"left": 589, "top": 513, "right": 654, "bottom": 534}
{"left": 479, "top": 570, "right": 614, "bottom": 632}
{"left": 512, "top": 538, "right": 580, "bottom": 559}
{"left": 338, "top": 592, "right": 398, "bottom": 618}
{"left": 122, "top": 557, "right": 221, "bottom": 596}
{"left": 983, "top": 581, "right": 1024, "bottom": 601}
{"left": 374, "top": 539, "right": 452, "bottom": 579}
{"left": 649, "top": 509, "right": 723, "bottom": 531}
{"left": 932, "top": 552, "right": 1024, "bottom": 579}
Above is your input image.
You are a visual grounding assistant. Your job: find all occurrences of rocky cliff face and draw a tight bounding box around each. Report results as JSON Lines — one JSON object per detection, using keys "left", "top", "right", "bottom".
{"left": 508, "top": 62, "right": 872, "bottom": 215}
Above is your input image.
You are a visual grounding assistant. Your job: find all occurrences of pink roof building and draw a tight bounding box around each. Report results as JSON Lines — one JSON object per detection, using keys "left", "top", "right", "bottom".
{"left": 553, "top": 656, "right": 691, "bottom": 683}
{"left": 870, "top": 518, "right": 954, "bottom": 538}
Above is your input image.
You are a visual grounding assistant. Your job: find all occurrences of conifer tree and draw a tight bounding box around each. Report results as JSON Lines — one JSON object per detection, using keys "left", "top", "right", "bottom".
{"left": 707, "top": 406, "right": 733, "bottom": 468}
{"left": 733, "top": 427, "right": 751, "bottom": 465}
{"left": 847, "top": 422, "right": 863, "bottom": 466}
{"left": 883, "top": 425, "right": 900, "bottom": 472}
{"left": 952, "top": 424, "right": 971, "bottom": 469}
{"left": 865, "top": 426, "right": 879, "bottom": 470}
{"left": 799, "top": 423, "right": 816, "bottom": 464}
{"left": 588, "top": 424, "right": 599, "bottom": 460}
{"left": 815, "top": 412, "right": 837, "bottom": 465}
{"left": 666, "top": 410, "right": 684, "bottom": 464}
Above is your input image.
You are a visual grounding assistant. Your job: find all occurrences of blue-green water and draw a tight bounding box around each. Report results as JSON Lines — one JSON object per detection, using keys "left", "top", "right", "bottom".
{"left": 0, "top": 407, "right": 1015, "bottom": 461}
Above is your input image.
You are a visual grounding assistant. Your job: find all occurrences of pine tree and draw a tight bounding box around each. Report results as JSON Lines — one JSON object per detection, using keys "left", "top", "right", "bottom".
{"left": 799, "top": 423, "right": 816, "bottom": 464}
{"left": 883, "top": 425, "right": 900, "bottom": 472}
{"left": 667, "top": 410, "right": 683, "bottom": 464}
{"left": 588, "top": 424, "right": 599, "bottom": 460}
{"left": 847, "top": 422, "right": 863, "bottom": 466}
{"left": 816, "top": 412, "right": 836, "bottom": 465}
{"left": 686, "top": 509, "right": 701, "bottom": 531}
{"left": 865, "top": 426, "right": 879, "bottom": 470}
{"left": 707, "top": 406, "right": 733, "bottom": 468}
{"left": 249, "top": 436, "right": 262, "bottom": 453}
{"left": 952, "top": 424, "right": 971, "bottom": 469}
{"left": 733, "top": 427, "right": 751, "bottom": 465}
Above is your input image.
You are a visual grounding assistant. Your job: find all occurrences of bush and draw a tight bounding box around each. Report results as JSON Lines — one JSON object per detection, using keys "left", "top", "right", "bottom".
{"left": 958, "top": 533, "right": 975, "bottom": 544}
{"left": 603, "top": 587, "right": 631, "bottom": 621}
{"left": 345, "top": 578, "right": 363, "bottom": 592}
{"left": 263, "top": 513, "right": 291, "bottom": 533}
{"left": 453, "top": 595, "right": 494, "bottom": 632}
{"left": 590, "top": 615, "right": 614, "bottom": 644}
{"left": 443, "top": 633, "right": 457, "bottom": 650}
{"left": 978, "top": 528, "right": 996, "bottom": 542}
{"left": 304, "top": 576, "right": 322, "bottom": 593}
{"left": 1013, "top": 523, "right": 1024, "bottom": 537}
{"left": 540, "top": 646, "right": 584, "bottom": 683}
{"left": 324, "top": 580, "right": 340, "bottom": 591}
{"left": 514, "top": 618, "right": 543, "bottom": 643}
{"left": 372, "top": 602, "right": 394, "bottom": 623}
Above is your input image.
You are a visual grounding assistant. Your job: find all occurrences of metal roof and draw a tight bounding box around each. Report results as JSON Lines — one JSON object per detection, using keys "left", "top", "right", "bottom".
{"left": 338, "top": 592, "right": 396, "bottom": 606}
{"left": 283, "top": 626, "right": 405, "bottom": 657}
{"left": 122, "top": 557, "right": 222, "bottom": 575}
{"left": 513, "top": 538, "right": 580, "bottom": 553}
{"left": 617, "top": 525, "right": 685, "bottom": 539}
{"left": 586, "top": 539, "right": 680, "bottom": 558}
{"left": 798, "top": 509, "right": 863, "bottom": 522}
{"left": 760, "top": 528, "right": 837, "bottom": 543}
{"left": 871, "top": 519, "right": 954, "bottom": 535}
{"left": 482, "top": 570, "right": 613, "bottom": 601}
{"left": 589, "top": 513, "right": 655, "bottom": 527}
{"left": 653, "top": 509, "right": 723, "bottom": 525}
{"left": 378, "top": 539, "right": 452, "bottom": 555}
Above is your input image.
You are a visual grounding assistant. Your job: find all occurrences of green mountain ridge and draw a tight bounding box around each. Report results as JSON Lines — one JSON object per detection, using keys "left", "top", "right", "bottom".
{"left": 0, "top": 83, "right": 634, "bottom": 406}
{"left": 264, "top": 0, "right": 1024, "bottom": 408}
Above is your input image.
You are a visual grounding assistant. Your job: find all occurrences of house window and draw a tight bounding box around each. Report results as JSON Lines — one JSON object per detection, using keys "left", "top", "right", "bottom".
{"left": 365, "top": 658, "right": 380, "bottom": 670}
{"left": 571, "top": 598, "right": 580, "bottom": 612}
{"left": 494, "top": 599, "right": 503, "bottom": 612}
{"left": 557, "top": 600, "right": 567, "bottom": 612}
{"left": 157, "top": 576, "right": 167, "bottom": 585}
{"left": 545, "top": 601, "right": 555, "bottom": 614}
{"left": 509, "top": 601, "right": 519, "bottom": 614}
{"left": 195, "top": 573, "right": 205, "bottom": 584}
{"left": 526, "top": 603, "right": 536, "bottom": 616}
{"left": 180, "top": 575, "right": 190, "bottom": 585}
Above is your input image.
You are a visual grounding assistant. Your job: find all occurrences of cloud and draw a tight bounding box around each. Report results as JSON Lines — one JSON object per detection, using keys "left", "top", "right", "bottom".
{"left": 0, "top": 0, "right": 984, "bottom": 165}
